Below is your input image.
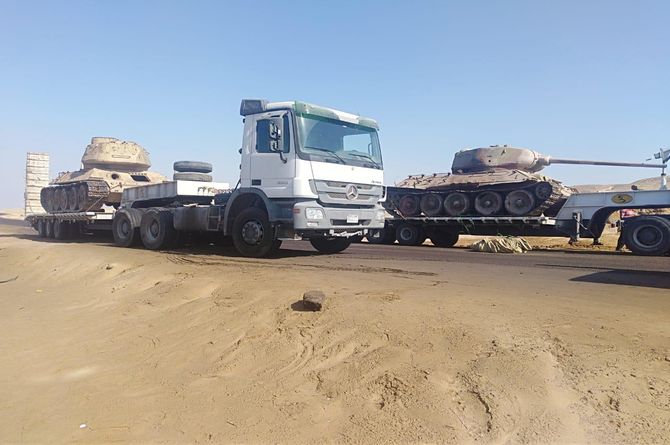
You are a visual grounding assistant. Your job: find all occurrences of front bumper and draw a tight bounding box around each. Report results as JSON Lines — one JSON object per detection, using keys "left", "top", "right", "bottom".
{"left": 292, "top": 201, "right": 385, "bottom": 234}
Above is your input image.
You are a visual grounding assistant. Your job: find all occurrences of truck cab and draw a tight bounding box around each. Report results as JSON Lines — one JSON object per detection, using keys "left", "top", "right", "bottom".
{"left": 220, "top": 99, "right": 386, "bottom": 256}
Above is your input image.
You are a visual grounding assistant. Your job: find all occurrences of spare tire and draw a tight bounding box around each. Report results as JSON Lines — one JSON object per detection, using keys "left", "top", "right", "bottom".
{"left": 173, "top": 161, "right": 213, "bottom": 173}
{"left": 173, "top": 172, "right": 213, "bottom": 182}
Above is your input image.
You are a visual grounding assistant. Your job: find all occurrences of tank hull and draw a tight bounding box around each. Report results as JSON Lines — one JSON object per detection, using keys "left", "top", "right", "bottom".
{"left": 40, "top": 139, "right": 166, "bottom": 213}
{"left": 389, "top": 169, "right": 574, "bottom": 217}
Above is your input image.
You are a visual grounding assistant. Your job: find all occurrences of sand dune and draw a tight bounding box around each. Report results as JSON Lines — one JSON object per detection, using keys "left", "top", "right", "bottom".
{"left": 0, "top": 222, "right": 668, "bottom": 443}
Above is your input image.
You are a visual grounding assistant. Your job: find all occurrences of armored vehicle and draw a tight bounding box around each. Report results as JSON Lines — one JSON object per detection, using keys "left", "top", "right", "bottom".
{"left": 391, "top": 145, "right": 662, "bottom": 217}
{"left": 40, "top": 137, "right": 166, "bottom": 213}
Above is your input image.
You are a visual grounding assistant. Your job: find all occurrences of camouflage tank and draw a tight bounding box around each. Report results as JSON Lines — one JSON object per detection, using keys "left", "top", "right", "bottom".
{"left": 390, "top": 145, "right": 658, "bottom": 217}
{"left": 40, "top": 137, "right": 166, "bottom": 213}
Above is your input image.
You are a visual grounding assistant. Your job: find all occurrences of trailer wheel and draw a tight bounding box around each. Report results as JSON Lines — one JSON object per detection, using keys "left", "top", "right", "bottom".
{"left": 53, "top": 221, "right": 70, "bottom": 240}
{"left": 429, "top": 228, "right": 459, "bottom": 248}
{"left": 45, "top": 219, "right": 55, "bottom": 238}
{"left": 37, "top": 219, "right": 47, "bottom": 237}
{"left": 310, "top": 237, "right": 352, "bottom": 254}
{"left": 231, "top": 207, "right": 277, "bottom": 258}
{"left": 113, "top": 210, "right": 141, "bottom": 247}
{"left": 624, "top": 216, "right": 670, "bottom": 256}
{"left": 396, "top": 223, "right": 425, "bottom": 246}
{"left": 173, "top": 161, "right": 213, "bottom": 174}
{"left": 140, "top": 209, "right": 177, "bottom": 250}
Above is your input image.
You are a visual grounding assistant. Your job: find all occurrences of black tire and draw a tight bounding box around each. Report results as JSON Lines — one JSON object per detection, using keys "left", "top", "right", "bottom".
{"left": 113, "top": 210, "right": 140, "bottom": 247}
{"left": 140, "top": 209, "right": 178, "bottom": 250}
{"left": 429, "top": 228, "right": 459, "bottom": 248}
{"left": 623, "top": 216, "right": 670, "bottom": 256}
{"left": 309, "top": 237, "right": 352, "bottom": 254}
{"left": 231, "top": 207, "right": 277, "bottom": 258}
{"left": 53, "top": 221, "right": 70, "bottom": 240}
{"left": 45, "top": 219, "right": 55, "bottom": 238}
{"left": 37, "top": 219, "right": 47, "bottom": 237}
{"left": 395, "top": 223, "right": 426, "bottom": 246}
{"left": 173, "top": 172, "right": 213, "bottom": 182}
{"left": 173, "top": 161, "right": 213, "bottom": 174}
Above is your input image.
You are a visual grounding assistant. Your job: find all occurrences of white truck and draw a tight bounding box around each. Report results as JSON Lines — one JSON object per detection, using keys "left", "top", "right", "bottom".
{"left": 27, "top": 99, "right": 386, "bottom": 257}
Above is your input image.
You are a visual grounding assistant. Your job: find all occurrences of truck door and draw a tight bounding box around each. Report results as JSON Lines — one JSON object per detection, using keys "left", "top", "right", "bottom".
{"left": 249, "top": 111, "right": 296, "bottom": 198}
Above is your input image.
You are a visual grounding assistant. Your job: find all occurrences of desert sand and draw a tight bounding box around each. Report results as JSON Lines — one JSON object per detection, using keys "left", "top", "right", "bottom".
{"left": 1, "top": 219, "right": 669, "bottom": 444}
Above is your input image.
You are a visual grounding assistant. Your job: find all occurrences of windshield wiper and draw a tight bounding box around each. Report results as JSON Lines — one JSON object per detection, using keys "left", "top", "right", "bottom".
{"left": 304, "top": 146, "right": 345, "bottom": 164}
{"left": 347, "top": 152, "right": 381, "bottom": 169}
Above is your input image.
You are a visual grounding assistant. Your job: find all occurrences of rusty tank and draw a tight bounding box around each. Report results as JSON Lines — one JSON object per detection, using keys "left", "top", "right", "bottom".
{"left": 40, "top": 137, "right": 166, "bottom": 213}
{"left": 389, "top": 145, "right": 662, "bottom": 218}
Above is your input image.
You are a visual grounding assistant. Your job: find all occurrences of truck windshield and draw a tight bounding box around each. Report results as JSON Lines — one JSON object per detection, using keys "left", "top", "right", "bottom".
{"left": 296, "top": 114, "right": 382, "bottom": 169}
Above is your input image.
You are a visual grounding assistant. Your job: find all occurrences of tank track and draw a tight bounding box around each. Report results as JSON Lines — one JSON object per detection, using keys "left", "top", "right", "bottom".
{"left": 40, "top": 180, "right": 111, "bottom": 213}
{"left": 386, "top": 179, "right": 570, "bottom": 218}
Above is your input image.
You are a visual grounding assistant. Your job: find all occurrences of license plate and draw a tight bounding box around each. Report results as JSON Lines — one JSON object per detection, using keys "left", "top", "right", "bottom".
{"left": 346, "top": 214, "right": 359, "bottom": 224}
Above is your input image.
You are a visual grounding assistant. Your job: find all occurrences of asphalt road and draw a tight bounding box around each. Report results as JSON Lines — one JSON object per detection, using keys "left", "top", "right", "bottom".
{"left": 5, "top": 220, "right": 669, "bottom": 289}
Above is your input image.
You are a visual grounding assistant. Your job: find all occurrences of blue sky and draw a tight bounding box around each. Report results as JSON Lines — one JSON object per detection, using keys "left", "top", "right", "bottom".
{"left": 1, "top": 0, "right": 668, "bottom": 208}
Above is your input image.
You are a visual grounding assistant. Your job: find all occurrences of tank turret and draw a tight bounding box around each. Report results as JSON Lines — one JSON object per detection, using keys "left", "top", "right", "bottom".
{"left": 40, "top": 137, "right": 166, "bottom": 213}
{"left": 81, "top": 137, "right": 151, "bottom": 171}
{"left": 391, "top": 145, "right": 665, "bottom": 218}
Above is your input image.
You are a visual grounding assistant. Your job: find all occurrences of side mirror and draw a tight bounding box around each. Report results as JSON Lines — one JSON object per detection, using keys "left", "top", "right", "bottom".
{"left": 269, "top": 121, "right": 282, "bottom": 152}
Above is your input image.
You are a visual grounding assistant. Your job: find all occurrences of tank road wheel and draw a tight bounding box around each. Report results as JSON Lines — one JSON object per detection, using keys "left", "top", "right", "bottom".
{"left": 43, "top": 187, "right": 56, "bottom": 213}
{"left": 113, "top": 210, "right": 141, "bottom": 247}
{"left": 45, "top": 219, "right": 55, "bottom": 238}
{"left": 420, "top": 193, "right": 444, "bottom": 217}
{"left": 65, "top": 186, "right": 78, "bottom": 211}
{"left": 37, "top": 219, "right": 48, "bottom": 237}
{"left": 504, "top": 190, "right": 536, "bottom": 216}
{"left": 535, "top": 182, "right": 554, "bottom": 201}
{"left": 77, "top": 184, "right": 88, "bottom": 211}
{"left": 429, "top": 228, "right": 459, "bottom": 248}
{"left": 474, "top": 191, "right": 503, "bottom": 216}
{"left": 397, "top": 195, "right": 420, "bottom": 217}
{"left": 231, "top": 208, "right": 277, "bottom": 258}
{"left": 53, "top": 221, "right": 70, "bottom": 240}
{"left": 140, "top": 209, "right": 178, "bottom": 250}
{"left": 443, "top": 192, "right": 470, "bottom": 216}
{"left": 53, "top": 187, "right": 66, "bottom": 212}
{"left": 395, "top": 223, "right": 426, "bottom": 246}
{"left": 623, "top": 216, "right": 670, "bottom": 256}
{"left": 40, "top": 188, "right": 51, "bottom": 213}
{"left": 309, "top": 237, "right": 352, "bottom": 254}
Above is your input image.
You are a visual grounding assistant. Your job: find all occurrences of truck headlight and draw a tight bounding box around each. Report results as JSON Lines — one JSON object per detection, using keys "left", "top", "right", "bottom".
{"left": 306, "top": 207, "right": 325, "bottom": 220}
{"left": 375, "top": 210, "right": 386, "bottom": 221}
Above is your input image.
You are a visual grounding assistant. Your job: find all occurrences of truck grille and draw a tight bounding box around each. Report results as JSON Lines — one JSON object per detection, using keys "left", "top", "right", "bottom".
{"left": 311, "top": 180, "right": 382, "bottom": 206}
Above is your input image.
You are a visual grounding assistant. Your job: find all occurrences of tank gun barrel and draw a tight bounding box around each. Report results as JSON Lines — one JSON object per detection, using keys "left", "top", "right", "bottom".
{"left": 547, "top": 158, "right": 666, "bottom": 169}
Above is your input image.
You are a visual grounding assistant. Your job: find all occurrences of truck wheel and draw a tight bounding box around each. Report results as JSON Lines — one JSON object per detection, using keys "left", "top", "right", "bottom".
{"left": 140, "top": 209, "right": 177, "bottom": 250}
{"left": 173, "top": 161, "right": 213, "bottom": 173}
{"left": 231, "top": 207, "right": 277, "bottom": 258}
{"left": 37, "top": 219, "right": 47, "bottom": 237}
{"left": 429, "top": 228, "right": 459, "bottom": 248}
{"left": 624, "top": 216, "right": 670, "bottom": 256}
{"left": 113, "top": 210, "right": 140, "bottom": 247}
{"left": 310, "top": 237, "right": 352, "bottom": 254}
{"left": 53, "top": 221, "right": 70, "bottom": 240}
{"left": 45, "top": 220, "right": 55, "bottom": 238}
{"left": 396, "top": 223, "right": 425, "bottom": 246}
{"left": 173, "top": 172, "right": 213, "bottom": 182}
